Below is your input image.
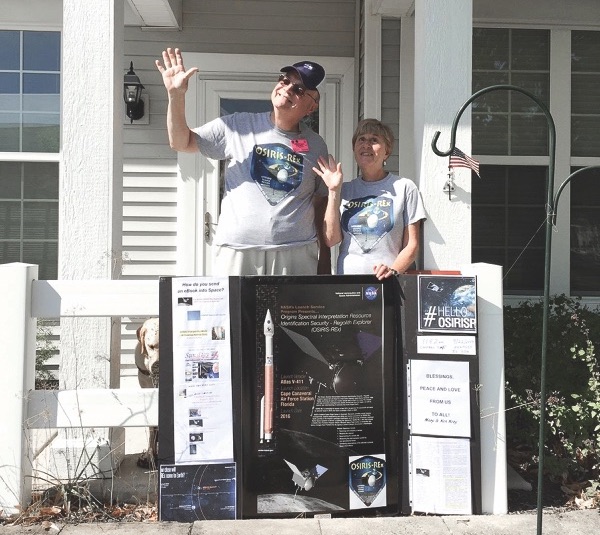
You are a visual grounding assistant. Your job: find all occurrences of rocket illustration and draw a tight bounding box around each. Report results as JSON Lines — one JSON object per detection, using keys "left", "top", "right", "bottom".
{"left": 261, "top": 309, "right": 274, "bottom": 442}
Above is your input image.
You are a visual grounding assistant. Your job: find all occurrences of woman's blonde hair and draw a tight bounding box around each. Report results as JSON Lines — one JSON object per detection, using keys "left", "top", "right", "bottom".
{"left": 351, "top": 118, "right": 395, "bottom": 155}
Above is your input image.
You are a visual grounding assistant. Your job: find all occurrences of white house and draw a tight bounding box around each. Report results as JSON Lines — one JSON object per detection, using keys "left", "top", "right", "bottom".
{"left": 1, "top": 0, "right": 599, "bottom": 514}
{"left": 3, "top": 0, "right": 599, "bottom": 297}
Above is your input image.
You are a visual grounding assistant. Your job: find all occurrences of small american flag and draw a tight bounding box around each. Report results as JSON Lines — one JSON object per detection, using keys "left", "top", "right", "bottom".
{"left": 449, "top": 147, "right": 480, "bottom": 177}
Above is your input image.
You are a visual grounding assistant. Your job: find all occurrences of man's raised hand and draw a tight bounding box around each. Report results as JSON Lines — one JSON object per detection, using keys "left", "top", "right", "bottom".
{"left": 155, "top": 48, "right": 199, "bottom": 95}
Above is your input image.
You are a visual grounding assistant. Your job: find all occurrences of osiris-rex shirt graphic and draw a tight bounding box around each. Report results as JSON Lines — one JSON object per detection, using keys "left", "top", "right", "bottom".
{"left": 341, "top": 195, "right": 394, "bottom": 252}
{"left": 251, "top": 143, "right": 304, "bottom": 206}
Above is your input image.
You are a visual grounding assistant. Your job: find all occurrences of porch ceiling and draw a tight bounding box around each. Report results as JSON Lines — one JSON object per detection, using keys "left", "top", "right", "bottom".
{"left": 125, "top": 0, "right": 181, "bottom": 28}
{"left": 372, "top": 0, "right": 415, "bottom": 17}
{"left": 124, "top": 1, "right": 414, "bottom": 28}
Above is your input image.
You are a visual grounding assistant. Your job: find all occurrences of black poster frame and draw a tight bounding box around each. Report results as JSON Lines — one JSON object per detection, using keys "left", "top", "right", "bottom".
{"left": 158, "top": 275, "right": 408, "bottom": 519}
{"left": 234, "top": 275, "right": 402, "bottom": 518}
{"left": 397, "top": 274, "right": 482, "bottom": 515}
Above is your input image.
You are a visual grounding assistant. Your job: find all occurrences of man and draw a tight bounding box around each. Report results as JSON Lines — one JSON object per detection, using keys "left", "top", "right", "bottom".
{"left": 156, "top": 48, "right": 330, "bottom": 275}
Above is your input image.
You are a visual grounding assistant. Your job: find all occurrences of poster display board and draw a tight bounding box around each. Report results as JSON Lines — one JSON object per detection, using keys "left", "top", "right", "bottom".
{"left": 158, "top": 276, "right": 236, "bottom": 522}
{"left": 159, "top": 463, "right": 236, "bottom": 521}
{"left": 169, "top": 277, "right": 234, "bottom": 464}
{"left": 158, "top": 274, "right": 481, "bottom": 520}
{"left": 398, "top": 273, "right": 481, "bottom": 516}
{"left": 158, "top": 275, "right": 402, "bottom": 520}
{"left": 236, "top": 276, "right": 400, "bottom": 518}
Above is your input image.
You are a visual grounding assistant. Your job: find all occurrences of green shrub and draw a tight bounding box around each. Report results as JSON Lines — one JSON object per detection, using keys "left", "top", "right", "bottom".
{"left": 504, "top": 294, "right": 600, "bottom": 483}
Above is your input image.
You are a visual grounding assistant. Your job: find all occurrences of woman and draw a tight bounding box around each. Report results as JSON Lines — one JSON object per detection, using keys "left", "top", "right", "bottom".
{"left": 315, "top": 119, "right": 426, "bottom": 280}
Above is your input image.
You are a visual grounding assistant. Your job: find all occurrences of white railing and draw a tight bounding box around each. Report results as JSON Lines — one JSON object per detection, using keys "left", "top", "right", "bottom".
{"left": 0, "top": 262, "right": 509, "bottom": 516}
{"left": 0, "top": 262, "right": 159, "bottom": 516}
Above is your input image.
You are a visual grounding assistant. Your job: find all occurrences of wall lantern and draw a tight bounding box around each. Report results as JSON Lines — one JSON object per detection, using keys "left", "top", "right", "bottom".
{"left": 124, "top": 61, "right": 145, "bottom": 123}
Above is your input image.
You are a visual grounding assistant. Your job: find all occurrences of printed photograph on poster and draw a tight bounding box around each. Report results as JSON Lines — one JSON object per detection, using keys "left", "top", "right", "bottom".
{"left": 416, "top": 335, "right": 476, "bottom": 356}
{"left": 410, "top": 436, "right": 472, "bottom": 515}
{"left": 348, "top": 454, "right": 387, "bottom": 509}
{"left": 170, "top": 277, "right": 234, "bottom": 464}
{"left": 409, "top": 359, "right": 471, "bottom": 437}
{"left": 241, "top": 281, "right": 391, "bottom": 516}
{"left": 159, "top": 463, "right": 236, "bottom": 521}
{"left": 417, "top": 276, "right": 477, "bottom": 333}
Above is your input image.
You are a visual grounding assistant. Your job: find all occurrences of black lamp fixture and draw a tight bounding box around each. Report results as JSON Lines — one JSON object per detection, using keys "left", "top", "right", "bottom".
{"left": 124, "top": 61, "right": 145, "bottom": 123}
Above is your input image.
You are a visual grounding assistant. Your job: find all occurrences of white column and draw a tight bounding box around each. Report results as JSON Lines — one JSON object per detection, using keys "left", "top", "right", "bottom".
{"left": 549, "top": 29, "right": 572, "bottom": 294}
{"left": 414, "top": 0, "right": 473, "bottom": 270}
{"left": 0, "top": 263, "right": 38, "bottom": 515}
{"left": 462, "top": 262, "right": 508, "bottom": 515}
{"left": 60, "top": 1, "right": 124, "bottom": 389}
{"left": 56, "top": 0, "right": 124, "bottom": 475}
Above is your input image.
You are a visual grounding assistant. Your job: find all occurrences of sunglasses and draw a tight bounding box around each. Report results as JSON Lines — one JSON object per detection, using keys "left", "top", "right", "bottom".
{"left": 277, "top": 74, "right": 318, "bottom": 104}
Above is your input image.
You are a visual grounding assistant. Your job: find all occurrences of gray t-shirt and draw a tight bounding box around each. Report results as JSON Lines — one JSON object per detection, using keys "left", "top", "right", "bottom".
{"left": 193, "top": 112, "right": 328, "bottom": 249}
{"left": 337, "top": 173, "right": 427, "bottom": 274}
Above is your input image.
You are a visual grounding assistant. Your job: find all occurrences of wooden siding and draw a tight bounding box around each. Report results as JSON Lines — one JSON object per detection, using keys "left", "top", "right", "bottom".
{"left": 381, "top": 17, "right": 400, "bottom": 175}
{"left": 122, "top": 0, "right": 358, "bottom": 279}
{"left": 127, "top": 1, "right": 356, "bottom": 56}
{"left": 123, "top": 0, "right": 357, "bottom": 165}
{"left": 122, "top": 164, "right": 178, "bottom": 279}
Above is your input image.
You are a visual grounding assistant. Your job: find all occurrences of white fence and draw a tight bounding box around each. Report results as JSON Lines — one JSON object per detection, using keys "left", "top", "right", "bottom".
{"left": 0, "top": 261, "right": 509, "bottom": 516}
{"left": 0, "top": 262, "right": 160, "bottom": 516}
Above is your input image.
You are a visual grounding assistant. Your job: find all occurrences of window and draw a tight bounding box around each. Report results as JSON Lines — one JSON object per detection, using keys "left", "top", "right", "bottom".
{"left": 0, "top": 161, "right": 58, "bottom": 279}
{"left": 0, "top": 30, "right": 60, "bottom": 152}
{"left": 472, "top": 28, "right": 551, "bottom": 295}
{"left": 571, "top": 31, "right": 600, "bottom": 158}
{"left": 472, "top": 165, "right": 547, "bottom": 294}
{"left": 472, "top": 28, "right": 550, "bottom": 157}
{"left": 473, "top": 28, "right": 600, "bottom": 296}
{"left": 570, "top": 32, "right": 600, "bottom": 296}
{"left": 570, "top": 167, "right": 600, "bottom": 295}
{"left": 0, "top": 30, "right": 60, "bottom": 278}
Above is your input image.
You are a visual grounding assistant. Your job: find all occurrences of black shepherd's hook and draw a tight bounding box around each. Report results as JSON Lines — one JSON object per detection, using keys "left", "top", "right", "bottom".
{"left": 552, "top": 165, "right": 600, "bottom": 225}
{"left": 432, "top": 84, "right": 556, "bottom": 535}
{"left": 431, "top": 84, "right": 556, "bottom": 162}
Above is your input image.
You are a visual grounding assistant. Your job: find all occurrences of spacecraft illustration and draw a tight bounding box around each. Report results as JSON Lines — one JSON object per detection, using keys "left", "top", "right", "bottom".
{"left": 283, "top": 459, "right": 328, "bottom": 492}
{"left": 267, "top": 162, "right": 299, "bottom": 183}
{"left": 361, "top": 468, "right": 383, "bottom": 487}
{"left": 279, "top": 325, "right": 382, "bottom": 396}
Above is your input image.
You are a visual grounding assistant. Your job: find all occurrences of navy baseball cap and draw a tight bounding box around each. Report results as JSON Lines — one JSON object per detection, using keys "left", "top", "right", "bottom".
{"left": 280, "top": 61, "right": 325, "bottom": 90}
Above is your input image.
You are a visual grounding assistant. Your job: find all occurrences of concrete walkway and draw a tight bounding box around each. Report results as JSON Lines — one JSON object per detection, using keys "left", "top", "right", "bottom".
{"left": 1, "top": 510, "right": 598, "bottom": 535}
{"left": 4, "top": 455, "right": 596, "bottom": 534}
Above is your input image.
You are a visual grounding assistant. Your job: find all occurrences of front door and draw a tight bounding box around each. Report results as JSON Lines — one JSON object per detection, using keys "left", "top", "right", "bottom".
{"left": 177, "top": 54, "right": 354, "bottom": 275}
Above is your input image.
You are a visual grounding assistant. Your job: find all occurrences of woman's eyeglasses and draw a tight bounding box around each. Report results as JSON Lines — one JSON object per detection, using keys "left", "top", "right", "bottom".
{"left": 277, "top": 74, "right": 318, "bottom": 104}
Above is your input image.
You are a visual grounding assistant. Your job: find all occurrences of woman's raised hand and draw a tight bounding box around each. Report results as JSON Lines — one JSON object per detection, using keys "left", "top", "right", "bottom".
{"left": 313, "top": 154, "right": 343, "bottom": 191}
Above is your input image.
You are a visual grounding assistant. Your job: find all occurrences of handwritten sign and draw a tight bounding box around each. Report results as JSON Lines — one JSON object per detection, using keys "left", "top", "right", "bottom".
{"left": 409, "top": 359, "right": 471, "bottom": 437}
{"left": 417, "top": 335, "right": 476, "bottom": 356}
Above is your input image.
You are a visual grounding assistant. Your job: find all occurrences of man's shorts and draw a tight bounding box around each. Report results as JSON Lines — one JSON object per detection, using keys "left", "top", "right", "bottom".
{"left": 213, "top": 243, "right": 319, "bottom": 276}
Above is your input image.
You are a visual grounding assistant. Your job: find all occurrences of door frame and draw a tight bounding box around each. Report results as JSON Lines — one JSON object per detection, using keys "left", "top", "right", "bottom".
{"left": 176, "top": 53, "right": 355, "bottom": 275}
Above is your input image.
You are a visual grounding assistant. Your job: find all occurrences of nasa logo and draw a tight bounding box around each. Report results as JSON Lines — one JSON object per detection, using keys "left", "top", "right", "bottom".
{"left": 364, "top": 286, "right": 378, "bottom": 300}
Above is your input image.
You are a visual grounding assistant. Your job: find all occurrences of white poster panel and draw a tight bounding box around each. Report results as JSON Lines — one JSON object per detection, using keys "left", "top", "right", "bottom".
{"left": 409, "top": 359, "right": 471, "bottom": 437}
{"left": 171, "top": 277, "right": 233, "bottom": 463}
{"left": 417, "top": 335, "right": 476, "bottom": 356}
{"left": 410, "top": 436, "right": 472, "bottom": 514}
